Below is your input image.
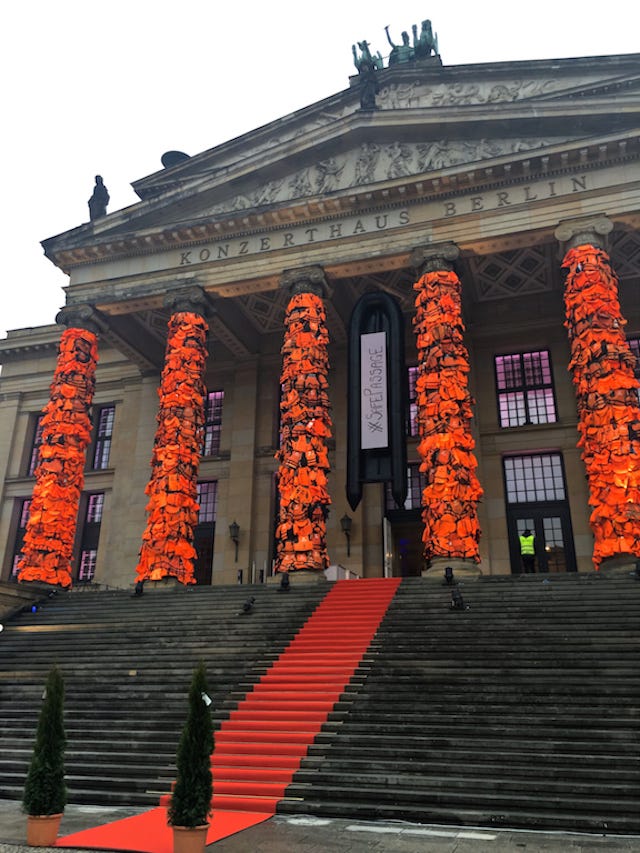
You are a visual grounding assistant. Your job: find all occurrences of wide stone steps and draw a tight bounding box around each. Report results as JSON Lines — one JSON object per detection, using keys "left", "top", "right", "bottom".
{"left": 284, "top": 781, "right": 639, "bottom": 814}
{"left": 287, "top": 772, "right": 640, "bottom": 799}
{"left": 312, "top": 731, "right": 637, "bottom": 755}
{"left": 278, "top": 573, "right": 640, "bottom": 834}
{"left": 3, "top": 573, "right": 640, "bottom": 834}
{"left": 301, "top": 755, "right": 640, "bottom": 781}
{"left": 0, "top": 582, "right": 329, "bottom": 807}
{"left": 278, "top": 795, "right": 635, "bottom": 834}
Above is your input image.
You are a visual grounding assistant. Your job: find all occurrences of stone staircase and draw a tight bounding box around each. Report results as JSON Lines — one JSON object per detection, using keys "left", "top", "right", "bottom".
{"left": 0, "top": 581, "right": 328, "bottom": 806}
{"left": 280, "top": 572, "right": 640, "bottom": 833}
{"left": 1, "top": 573, "right": 639, "bottom": 834}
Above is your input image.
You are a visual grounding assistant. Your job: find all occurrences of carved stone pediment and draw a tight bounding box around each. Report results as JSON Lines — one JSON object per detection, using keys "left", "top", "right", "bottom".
{"left": 42, "top": 52, "right": 640, "bottom": 264}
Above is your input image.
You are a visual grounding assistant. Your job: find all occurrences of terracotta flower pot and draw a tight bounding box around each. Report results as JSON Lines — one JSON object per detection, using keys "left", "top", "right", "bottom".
{"left": 26, "top": 813, "right": 63, "bottom": 847}
{"left": 172, "top": 823, "right": 209, "bottom": 853}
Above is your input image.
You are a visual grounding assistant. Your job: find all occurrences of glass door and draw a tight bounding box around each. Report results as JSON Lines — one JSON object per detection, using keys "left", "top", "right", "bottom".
{"left": 508, "top": 508, "right": 576, "bottom": 573}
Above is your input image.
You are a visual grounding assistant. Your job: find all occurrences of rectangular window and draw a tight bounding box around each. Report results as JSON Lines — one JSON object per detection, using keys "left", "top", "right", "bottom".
{"left": 197, "top": 481, "right": 218, "bottom": 524}
{"left": 194, "top": 480, "right": 218, "bottom": 585}
{"left": 495, "top": 350, "right": 557, "bottom": 428}
{"left": 28, "top": 415, "right": 45, "bottom": 476}
{"left": 76, "top": 491, "right": 104, "bottom": 583}
{"left": 11, "top": 498, "right": 31, "bottom": 578}
{"left": 385, "top": 463, "right": 425, "bottom": 511}
{"left": 503, "top": 453, "right": 566, "bottom": 503}
{"left": 86, "top": 493, "right": 104, "bottom": 523}
{"left": 78, "top": 550, "right": 98, "bottom": 582}
{"left": 202, "top": 391, "right": 224, "bottom": 457}
{"left": 408, "top": 366, "right": 419, "bottom": 437}
{"left": 92, "top": 406, "right": 115, "bottom": 470}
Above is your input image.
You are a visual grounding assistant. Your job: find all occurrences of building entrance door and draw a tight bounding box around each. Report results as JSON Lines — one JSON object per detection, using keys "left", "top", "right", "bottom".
{"left": 385, "top": 509, "right": 425, "bottom": 577}
{"left": 193, "top": 523, "right": 214, "bottom": 585}
{"left": 507, "top": 506, "right": 577, "bottom": 574}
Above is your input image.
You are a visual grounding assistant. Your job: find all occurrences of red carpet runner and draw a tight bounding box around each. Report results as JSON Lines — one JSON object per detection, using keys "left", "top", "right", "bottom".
{"left": 58, "top": 577, "right": 401, "bottom": 851}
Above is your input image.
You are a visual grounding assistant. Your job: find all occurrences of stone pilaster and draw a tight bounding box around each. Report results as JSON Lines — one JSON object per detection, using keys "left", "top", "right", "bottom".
{"left": 275, "top": 266, "right": 332, "bottom": 577}
{"left": 410, "top": 243, "right": 483, "bottom": 578}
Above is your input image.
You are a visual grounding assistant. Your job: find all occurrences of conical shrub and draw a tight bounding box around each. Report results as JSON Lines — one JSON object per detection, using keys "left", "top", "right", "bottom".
{"left": 168, "top": 661, "right": 214, "bottom": 827}
{"left": 23, "top": 666, "right": 66, "bottom": 816}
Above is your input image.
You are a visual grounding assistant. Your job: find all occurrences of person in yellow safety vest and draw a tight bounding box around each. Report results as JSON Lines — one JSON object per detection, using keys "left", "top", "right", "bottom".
{"left": 519, "top": 528, "right": 536, "bottom": 573}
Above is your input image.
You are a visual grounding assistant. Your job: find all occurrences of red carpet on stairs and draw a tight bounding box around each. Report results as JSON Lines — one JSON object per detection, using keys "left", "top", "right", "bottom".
{"left": 57, "top": 577, "right": 401, "bottom": 851}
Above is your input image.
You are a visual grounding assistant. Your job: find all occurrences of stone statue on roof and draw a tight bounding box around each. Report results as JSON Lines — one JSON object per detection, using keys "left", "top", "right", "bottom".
{"left": 88, "top": 175, "right": 109, "bottom": 221}
{"left": 384, "top": 26, "right": 414, "bottom": 64}
{"left": 352, "top": 41, "right": 383, "bottom": 110}
{"left": 352, "top": 40, "right": 383, "bottom": 73}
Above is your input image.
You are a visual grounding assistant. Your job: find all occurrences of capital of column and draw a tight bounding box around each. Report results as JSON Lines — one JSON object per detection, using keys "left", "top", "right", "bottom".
{"left": 554, "top": 214, "right": 613, "bottom": 254}
{"left": 410, "top": 241, "right": 460, "bottom": 275}
{"left": 55, "top": 304, "right": 103, "bottom": 335}
{"left": 164, "top": 285, "right": 213, "bottom": 318}
{"left": 280, "top": 265, "right": 331, "bottom": 298}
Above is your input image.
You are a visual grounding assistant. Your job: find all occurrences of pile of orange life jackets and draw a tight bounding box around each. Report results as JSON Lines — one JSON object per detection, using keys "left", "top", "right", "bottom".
{"left": 136, "top": 312, "right": 208, "bottom": 584}
{"left": 563, "top": 244, "right": 640, "bottom": 567}
{"left": 275, "top": 292, "right": 332, "bottom": 573}
{"left": 18, "top": 328, "right": 99, "bottom": 588}
{"left": 413, "top": 269, "right": 482, "bottom": 563}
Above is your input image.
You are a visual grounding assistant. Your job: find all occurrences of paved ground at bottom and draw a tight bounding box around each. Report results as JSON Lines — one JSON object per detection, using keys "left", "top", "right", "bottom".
{"left": 1, "top": 801, "right": 639, "bottom": 853}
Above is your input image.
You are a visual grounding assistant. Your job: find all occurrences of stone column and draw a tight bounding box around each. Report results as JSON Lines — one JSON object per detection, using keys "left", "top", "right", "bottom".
{"left": 275, "top": 266, "right": 332, "bottom": 577}
{"left": 17, "top": 306, "right": 101, "bottom": 588}
{"left": 135, "top": 287, "right": 211, "bottom": 585}
{"left": 555, "top": 215, "right": 640, "bottom": 572}
{"left": 410, "top": 243, "right": 483, "bottom": 576}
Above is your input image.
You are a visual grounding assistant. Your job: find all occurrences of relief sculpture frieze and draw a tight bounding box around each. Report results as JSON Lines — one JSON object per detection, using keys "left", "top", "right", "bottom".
{"left": 202, "top": 137, "right": 569, "bottom": 216}
{"left": 377, "top": 78, "right": 562, "bottom": 109}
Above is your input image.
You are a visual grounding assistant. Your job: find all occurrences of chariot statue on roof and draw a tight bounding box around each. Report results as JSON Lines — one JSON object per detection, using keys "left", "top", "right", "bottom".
{"left": 412, "top": 19, "right": 439, "bottom": 59}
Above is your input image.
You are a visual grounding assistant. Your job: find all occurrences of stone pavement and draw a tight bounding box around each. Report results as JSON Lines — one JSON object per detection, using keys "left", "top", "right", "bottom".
{"left": 1, "top": 801, "right": 640, "bottom": 852}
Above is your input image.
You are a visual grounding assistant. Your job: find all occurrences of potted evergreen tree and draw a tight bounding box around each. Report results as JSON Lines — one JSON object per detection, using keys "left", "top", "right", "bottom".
{"left": 168, "top": 661, "right": 214, "bottom": 853}
{"left": 23, "top": 666, "right": 67, "bottom": 847}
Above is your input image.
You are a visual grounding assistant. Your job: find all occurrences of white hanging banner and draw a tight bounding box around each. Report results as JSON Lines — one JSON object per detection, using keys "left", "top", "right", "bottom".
{"left": 361, "top": 331, "right": 389, "bottom": 449}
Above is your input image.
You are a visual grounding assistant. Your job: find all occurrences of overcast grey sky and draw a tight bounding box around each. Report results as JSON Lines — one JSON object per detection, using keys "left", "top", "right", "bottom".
{"left": 2, "top": 0, "right": 638, "bottom": 340}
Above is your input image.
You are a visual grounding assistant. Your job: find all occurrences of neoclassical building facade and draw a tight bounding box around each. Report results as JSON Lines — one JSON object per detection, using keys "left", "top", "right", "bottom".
{"left": 1, "top": 49, "right": 639, "bottom": 588}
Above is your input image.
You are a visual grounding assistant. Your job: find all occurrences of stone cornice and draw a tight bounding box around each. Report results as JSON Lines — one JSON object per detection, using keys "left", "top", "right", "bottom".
{"left": 47, "top": 134, "right": 640, "bottom": 273}
{"left": 0, "top": 326, "right": 61, "bottom": 361}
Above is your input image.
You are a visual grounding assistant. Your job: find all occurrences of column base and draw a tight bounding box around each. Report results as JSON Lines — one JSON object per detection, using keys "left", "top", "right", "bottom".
{"left": 140, "top": 576, "right": 184, "bottom": 591}
{"left": 422, "top": 557, "right": 482, "bottom": 581}
{"left": 268, "top": 570, "right": 329, "bottom": 585}
{"left": 598, "top": 554, "right": 639, "bottom": 576}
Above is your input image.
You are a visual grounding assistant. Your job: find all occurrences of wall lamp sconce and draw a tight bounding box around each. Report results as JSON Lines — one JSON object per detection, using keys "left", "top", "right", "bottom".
{"left": 229, "top": 520, "right": 240, "bottom": 562}
{"left": 340, "top": 513, "right": 353, "bottom": 557}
